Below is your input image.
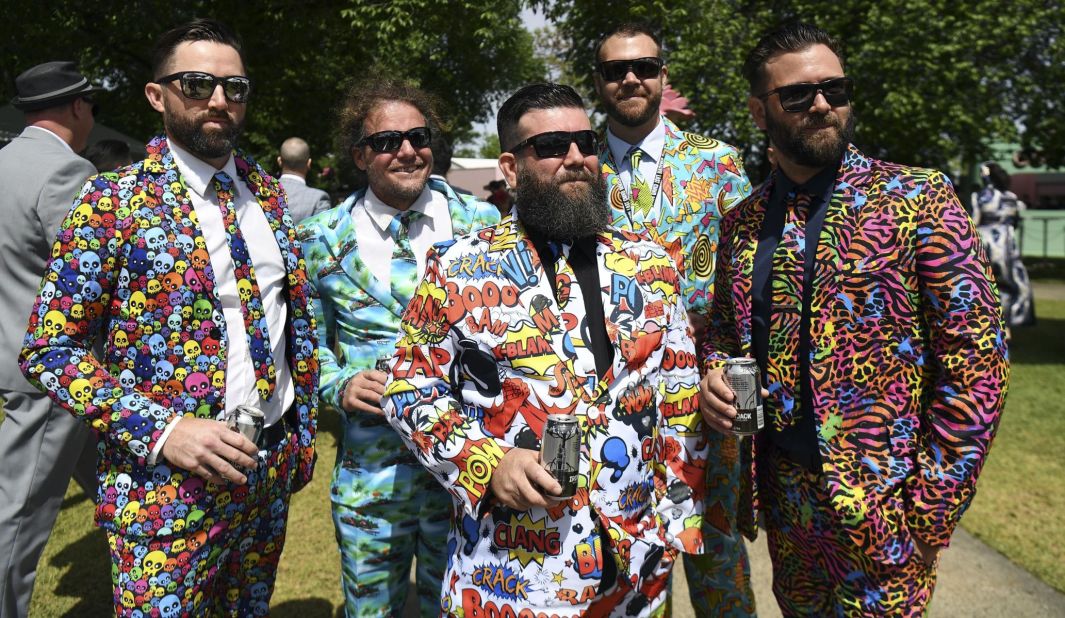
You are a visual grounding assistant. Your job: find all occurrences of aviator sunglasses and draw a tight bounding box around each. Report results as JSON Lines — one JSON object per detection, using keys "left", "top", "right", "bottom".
{"left": 508, "top": 130, "right": 599, "bottom": 158}
{"left": 596, "top": 57, "right": 664, "bottom": 82}
{"left": 358, "top": 127, "right": 432, "bottom": 153}
{"left": 155, "top": 71, "right": 252, "bottom": 103}
{"left": 758, "top": 77, "right": 854, "bottom": 113}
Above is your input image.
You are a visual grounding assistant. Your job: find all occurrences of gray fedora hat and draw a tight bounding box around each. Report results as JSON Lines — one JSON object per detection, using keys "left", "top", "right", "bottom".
{"left": 12, "top": 60, "right": 102, "bottom": 112}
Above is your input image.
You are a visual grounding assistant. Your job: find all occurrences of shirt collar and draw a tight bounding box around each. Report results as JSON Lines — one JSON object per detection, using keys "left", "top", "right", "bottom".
{"left": 606, "top": 116, "right": 666, "bottom": 166}
{"left": 279, "top": 173, "right": 306, "bottom": 185}
{"left": 168, "top": 139, "right": 238, "bottom": 200}
{"left": 363, "top": 185, "right": 434, "bottom": 235}
{"left": 24, "top": 125, "right": 73, "bottom": 152}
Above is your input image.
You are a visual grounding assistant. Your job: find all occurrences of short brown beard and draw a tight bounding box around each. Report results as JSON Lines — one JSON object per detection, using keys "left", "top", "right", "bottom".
{"left": 165, "top": 106, "right": 243, "bottom": 160}
{"left": 765, "top": 108, "right": 854, "bottom": 169}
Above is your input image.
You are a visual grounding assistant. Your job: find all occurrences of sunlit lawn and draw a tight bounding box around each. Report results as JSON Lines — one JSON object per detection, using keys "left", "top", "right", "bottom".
{"left": 11, "top": 279, "right": 1065, "bottom": 615}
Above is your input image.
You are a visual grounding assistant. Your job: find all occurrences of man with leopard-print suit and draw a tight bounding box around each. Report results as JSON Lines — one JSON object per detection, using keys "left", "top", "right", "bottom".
{"left": 698, "top": 22, "right": 1008, "bottom": 617}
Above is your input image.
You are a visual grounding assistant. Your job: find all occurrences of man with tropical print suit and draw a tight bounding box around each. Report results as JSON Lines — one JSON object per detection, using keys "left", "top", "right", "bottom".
{"left": 19, "top": 19, "right": 319, "bottom": 616}
{"left": 383, "top": 83, "right": 708, "bottom": 616}
{"left": 699, "top": 22, "right": 1009, "bottom": 616}
{"left": 299, "top": 78, "right": 498, "bottom": 616}
{"left": 592, "top": 23, "right": 755, "bottom": 616}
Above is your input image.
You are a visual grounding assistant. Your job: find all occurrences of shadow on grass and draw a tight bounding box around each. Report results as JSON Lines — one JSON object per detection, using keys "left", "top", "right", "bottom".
{"left": 48, "top": 528, "right": 113, "bottom": 616}
{"left": 270, "top": 597, "right": 339, "bottom": 617}
{"left": 1008, "top": 317, "right": 1065, "bottom": 365}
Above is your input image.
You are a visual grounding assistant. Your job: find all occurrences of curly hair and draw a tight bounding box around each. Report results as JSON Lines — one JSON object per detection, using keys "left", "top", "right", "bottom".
{"left": 336, "top": 77, "right": 442, "bottom": 159}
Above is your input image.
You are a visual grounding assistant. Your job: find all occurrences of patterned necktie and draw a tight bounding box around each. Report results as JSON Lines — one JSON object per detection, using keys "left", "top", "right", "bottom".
{"left": 766, "top": 190, "right": 812, "bottom": 429}
{"left": 388, "top": 209, "right": 423, "bottom": 306}
{"left": 628, "top": 146, "right": 654, "bottom": 216}
{"left": 211, "top": 171, "right": 276, "bottom": 401}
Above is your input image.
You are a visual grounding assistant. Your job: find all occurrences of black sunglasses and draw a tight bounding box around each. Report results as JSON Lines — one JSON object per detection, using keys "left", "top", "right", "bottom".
{"left": 155, "top": 71, "right": 252, "bottom": 103}
{"left": 758, "top": 77, "right": 853, "bottom": 113}
{"left": 508, "top": 130, "right": 599, "bottom": 158}
{"left": 596, "top": 57, "right": 664, "bottom": 82}
{"left": 358, "top": 127, "right": 432, "bottom": 153}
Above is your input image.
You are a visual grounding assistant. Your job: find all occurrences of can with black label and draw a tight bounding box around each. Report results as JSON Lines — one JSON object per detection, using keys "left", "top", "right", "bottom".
{"left": 228, "top": 404, "right": 265, "bottom": 447}
{"left": 540, "top": 414, "right": 580, "bottom": 498}
{"left": 724, "top": 358, "right": 764, "bottom": 436}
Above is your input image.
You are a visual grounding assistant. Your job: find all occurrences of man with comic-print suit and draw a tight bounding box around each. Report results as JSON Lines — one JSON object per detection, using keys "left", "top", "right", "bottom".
{"left": 383, "top": 83, "right": 708, "bottom": 617}
{"left": 698, "top": 23, "right": 1008, "bottom": 616}
{"left": 20, "top": 19, "right": 318, "bottom": 616}
{"left": 592, "top": 23, "right": 755, "bottom": 616}
{"left": 299, "top": 78, "right": 498, "bottom": 616}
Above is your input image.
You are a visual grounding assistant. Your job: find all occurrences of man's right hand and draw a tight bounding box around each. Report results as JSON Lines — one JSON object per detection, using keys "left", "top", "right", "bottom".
{"left": 159, "top": 417, "right": 259, "bottom": 485}
{"left": 489, "top": 447, "right": 563, "bottom": 511}
{"left": 699, "top": 368, "right": 738, "bottom": 434}
{"left": 341, "top": 370, "right": 387, "bottom": 416}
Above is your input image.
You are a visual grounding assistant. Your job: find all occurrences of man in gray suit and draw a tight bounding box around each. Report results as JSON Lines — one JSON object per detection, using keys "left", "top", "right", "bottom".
{"left": 277, "top": 136, "right": 331, "bottom": 223}
{"left": 0, "top": 60, "right": 100, "bottom": 618}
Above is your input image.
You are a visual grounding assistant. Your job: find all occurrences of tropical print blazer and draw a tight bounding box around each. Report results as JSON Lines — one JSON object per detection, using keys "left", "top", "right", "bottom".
{"left": 383, "top": 218, "right": 708, "bottom": 614}
{"left": 19, "top": 135, "right": 319, "bottom": 538}
{"left": 702, "top": 144, "right": 1009, "bottom": 566}
{"left": 600, "top": 116, "right": 752, "bottom": 316}
{"left": 299, "top": 179, "right": 499, "bottom": 506}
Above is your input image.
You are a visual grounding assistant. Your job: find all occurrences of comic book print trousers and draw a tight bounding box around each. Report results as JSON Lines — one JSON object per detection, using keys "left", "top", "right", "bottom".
{"left": 762, "top": 448, "right": 937, "bottom": 617}
{"left": 107, "top": 432, "right": 297, "bottom": 617}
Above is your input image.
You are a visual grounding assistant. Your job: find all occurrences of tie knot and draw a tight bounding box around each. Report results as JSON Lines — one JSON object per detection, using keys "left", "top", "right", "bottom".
{"left": 628, "top": 146, "right": 643, "bottom": 169}
{"left": 390, "top": 209, "right": 422, "bottom": 239}
{"left": 212, "top": 171, "right": 235, "bottom": 194}
{"left": 787, "top": 190, "right": 813, "bottom": 213}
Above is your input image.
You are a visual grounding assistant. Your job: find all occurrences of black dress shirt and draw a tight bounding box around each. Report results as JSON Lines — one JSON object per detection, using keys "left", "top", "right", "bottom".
{"left": 751, "top": 165, "right": 837, "bottom": 471}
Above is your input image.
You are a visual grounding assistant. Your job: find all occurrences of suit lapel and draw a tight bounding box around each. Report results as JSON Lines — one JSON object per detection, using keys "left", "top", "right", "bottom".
{"left": 731, "top": 180, "right": 772, "bottom": 356}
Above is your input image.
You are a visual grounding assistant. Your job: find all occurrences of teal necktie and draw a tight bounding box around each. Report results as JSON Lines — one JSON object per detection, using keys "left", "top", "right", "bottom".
{"left": 388, "top": 209, "right": 423, "bottom": 306}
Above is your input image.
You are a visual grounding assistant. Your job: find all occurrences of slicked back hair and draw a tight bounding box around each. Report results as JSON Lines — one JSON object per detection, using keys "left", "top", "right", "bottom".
{"left": 742, "top": 21, "right": 843, "bottom": 94}
{"left": 593, "top": 22, "right": 663, "bottom": 63}
{"left": 497, "top": 83, "right": 585, "bottom": 153}
{"left": 336, "top": 77, "right": 441, "bottom": 158}
{"left": 152, "top": 18, "right": 245, "bottom": 79}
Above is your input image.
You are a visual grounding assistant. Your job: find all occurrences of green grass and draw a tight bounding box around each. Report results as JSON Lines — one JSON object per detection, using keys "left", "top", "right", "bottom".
{"left": 961, "top": 294, "right": 1065, "bottom": 593}
{"left": 8, "top": 284, "right": 1065, "bottom": 614}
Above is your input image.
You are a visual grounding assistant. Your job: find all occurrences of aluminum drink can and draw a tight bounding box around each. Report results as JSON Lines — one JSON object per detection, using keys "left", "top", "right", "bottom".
{"left": 540, "top": 414, "right": 580, "bottom": 498}
{"left": 228, "top": 404, "right": 265, "bottom": 447}
{"left": 724, "top": 358, "right": 764, "bottom": 435}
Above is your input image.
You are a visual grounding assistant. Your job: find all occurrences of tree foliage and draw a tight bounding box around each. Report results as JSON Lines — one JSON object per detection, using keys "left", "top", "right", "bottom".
{"left": 537, "top": 0, "right": 1065, "bottom": 184}
{"left": 1, "top": 1, "right": 544, "bottom": 191}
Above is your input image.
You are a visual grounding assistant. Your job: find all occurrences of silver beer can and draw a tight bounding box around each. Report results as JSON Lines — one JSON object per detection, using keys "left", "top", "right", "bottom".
{"left": 724, "top": 358, "right": 764, "bottom": 436}
{"left": 540, "top": 414, "right": 580, "bottom": 498}
{"left": 228, "top": 404, "right": 265, "bottom": 447}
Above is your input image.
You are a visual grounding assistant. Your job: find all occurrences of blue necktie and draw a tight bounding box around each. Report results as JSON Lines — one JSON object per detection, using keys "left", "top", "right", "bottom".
{"left": 388, "top": 209, "right": 423, "bottom": 306}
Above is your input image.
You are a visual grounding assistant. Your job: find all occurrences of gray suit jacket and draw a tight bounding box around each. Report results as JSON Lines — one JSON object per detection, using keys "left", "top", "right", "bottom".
{"left": 0, "top": 127, "right": 95, "bottom": 391}
{"left": 280, "top": 175, "right": 331, "bottom": 224}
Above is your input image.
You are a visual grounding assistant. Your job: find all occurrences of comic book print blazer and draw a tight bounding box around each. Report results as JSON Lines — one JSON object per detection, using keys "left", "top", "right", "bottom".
{"left": 383, "top": 218, "right": 709, "bottom": 610}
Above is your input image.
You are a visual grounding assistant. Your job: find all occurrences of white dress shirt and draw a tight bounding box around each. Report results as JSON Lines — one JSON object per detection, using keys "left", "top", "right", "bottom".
{"left": 606, "top": 117, "right": 666, "bottom": 209}
{"left": 150, "top": 142, "right": 295, "bottom": 463}
{"left": 351, "top": 185, "right": 453, "bottom": 281}
{"left": 24, "top": 125, "right": 74, "bottom": 152}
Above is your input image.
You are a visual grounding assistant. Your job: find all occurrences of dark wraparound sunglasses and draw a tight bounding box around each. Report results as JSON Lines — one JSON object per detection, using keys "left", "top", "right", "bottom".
{"left": 155, "top": 71, "right": 252, "bottom": 103}
{"left": 508, "top": 130, "right": 599, "bottom": 158}
{"left": 358, "top": 127, "right": 432, "bottom": 153}
{"left": 758, "top": 77, "right": 853, "bottom": 113}
{"left": 596, "top": 57, "right": 664, "bottom": 82}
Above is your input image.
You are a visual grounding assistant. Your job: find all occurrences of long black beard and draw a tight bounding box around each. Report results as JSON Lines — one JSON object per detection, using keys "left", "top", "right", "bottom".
{"left": 514, "top": 165, "right": 609, "bottom": 241}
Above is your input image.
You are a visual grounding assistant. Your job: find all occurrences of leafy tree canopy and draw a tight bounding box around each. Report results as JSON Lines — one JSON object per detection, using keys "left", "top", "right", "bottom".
{"left": 1, "top": 1, "right": 544, "bottom": 191}
{"left": 537, "top": 0, "right": 1065, "bottom": 183}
